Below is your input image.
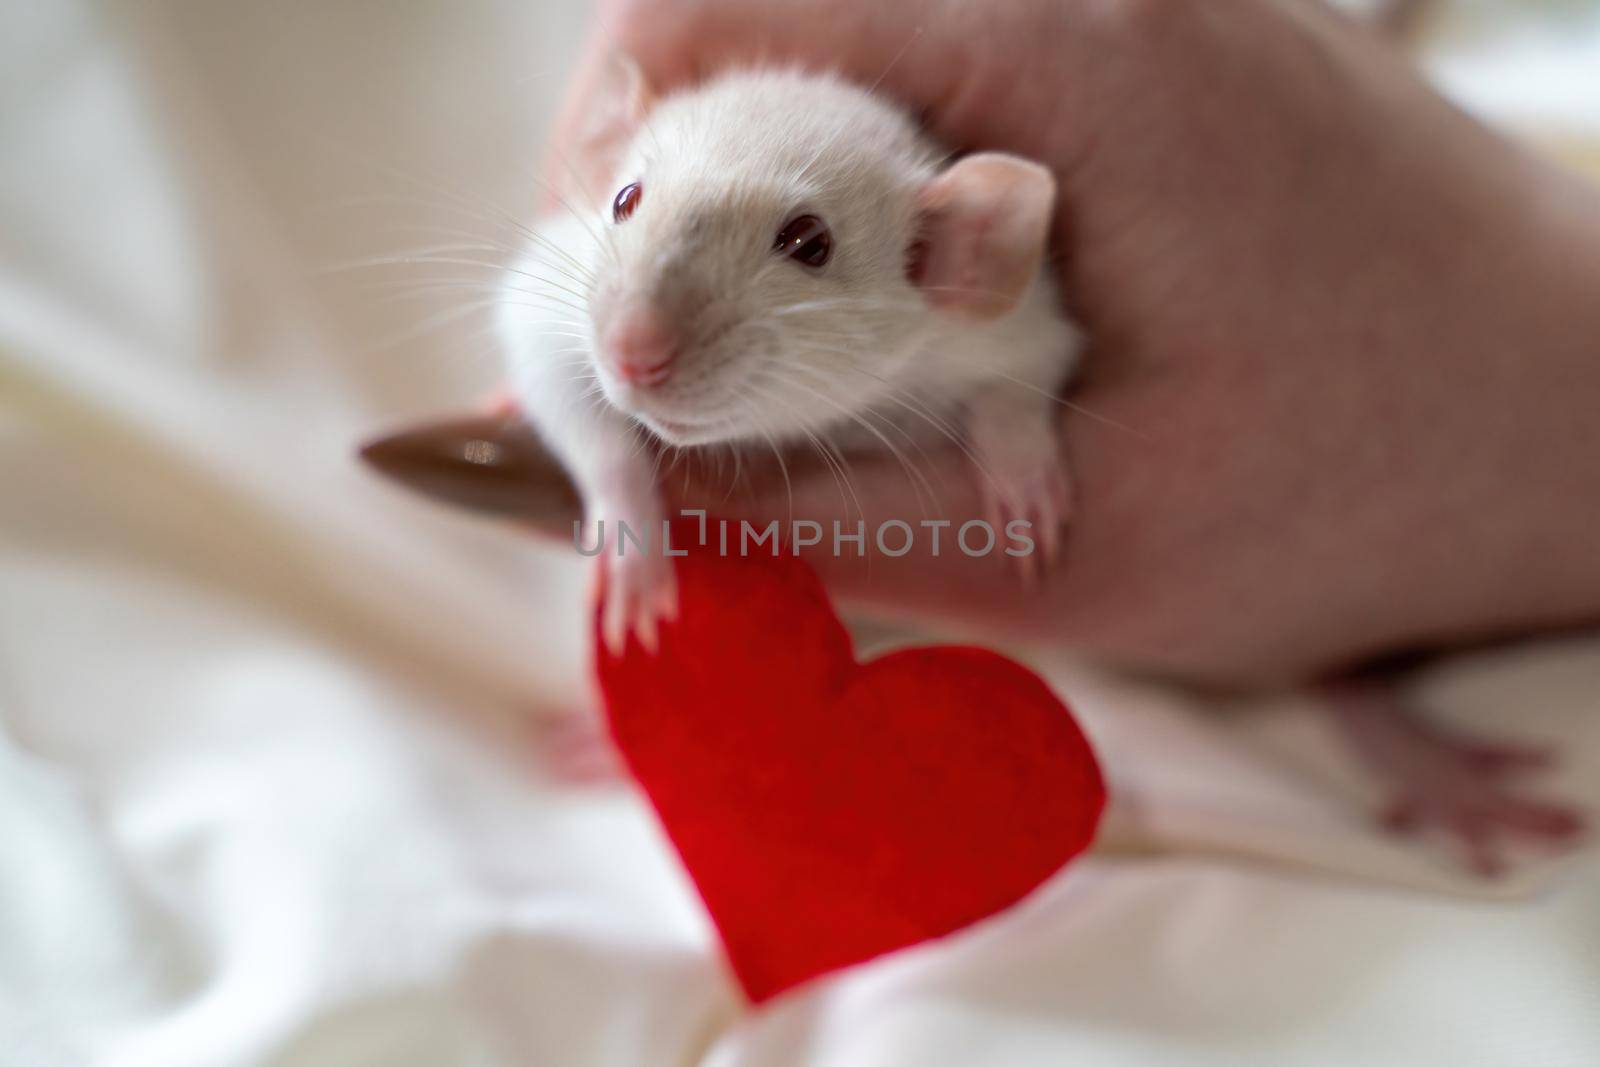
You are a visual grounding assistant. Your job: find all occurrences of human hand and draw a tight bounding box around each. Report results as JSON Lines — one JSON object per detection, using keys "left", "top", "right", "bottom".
{"left": 371, "top": 0, "right": 1600, "bottom": 684}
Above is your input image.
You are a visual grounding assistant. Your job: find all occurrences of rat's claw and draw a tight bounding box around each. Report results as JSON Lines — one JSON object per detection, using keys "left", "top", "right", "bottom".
{"left": 600, "top": 586, "right": 628, "bottom": 659}
{"left": 635, "top": 611, "right": 660, "bottom": 656}
{"left": 976, "top": 445, "right": 1074, "bottom": 583}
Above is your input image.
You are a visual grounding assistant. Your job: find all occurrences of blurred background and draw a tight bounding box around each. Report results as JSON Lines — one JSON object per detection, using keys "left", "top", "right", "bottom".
{"left": 3, "top": 3, "right": 1599, "bottom": 1066}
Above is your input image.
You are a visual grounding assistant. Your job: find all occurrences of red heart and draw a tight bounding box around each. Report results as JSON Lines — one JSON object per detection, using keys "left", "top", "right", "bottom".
{"left": 595, "top": 523, "right": 1105, "bottom": 1004}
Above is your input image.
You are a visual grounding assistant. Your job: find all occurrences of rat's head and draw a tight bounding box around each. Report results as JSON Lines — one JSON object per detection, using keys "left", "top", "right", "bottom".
{"left": 573, "top": 64, "right": 1056, "bottom": 446}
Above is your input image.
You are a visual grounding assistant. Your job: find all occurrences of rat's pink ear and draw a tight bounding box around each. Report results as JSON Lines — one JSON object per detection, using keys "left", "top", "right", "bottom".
{"left": 570, "top": 52, "right": 656, "bottom": 201}
{"left": 911, "top": 153, "right": 1056, "bottom": 319}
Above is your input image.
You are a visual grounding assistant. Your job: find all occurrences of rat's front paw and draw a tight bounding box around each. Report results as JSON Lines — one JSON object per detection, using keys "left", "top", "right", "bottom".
{"left": 971, "top": 423, "right": 1074, "bottom": 581}
{"left": 596, "top": 527, "right": 679, "bottom": 658}
{"left": 1375, "top": 732, "right": 1585, "bottom": 879}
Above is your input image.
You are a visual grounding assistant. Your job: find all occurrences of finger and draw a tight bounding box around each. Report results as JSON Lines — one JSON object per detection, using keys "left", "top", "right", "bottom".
{"left": 1493, "top": 800, "right": 1587, "bottom": 842}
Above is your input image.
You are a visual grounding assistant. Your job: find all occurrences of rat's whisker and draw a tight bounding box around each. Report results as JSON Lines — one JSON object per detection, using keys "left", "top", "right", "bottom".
{"left": 646, "top": 433, "right": 671, "bottom": 487}
{"left": 322, "top": 141, "right": 608, "bottom": 274}
{"left": 378, "top": 226, "right": 597, "bottom": 289}
{"left": 498, "top": 298, "right": 591, "bottom": 320}
{"left": 725, "top": 437, "right": 745, "bottom": 503}
{"left": 744, "top": 382, "right": 862, "bottom": 525}
{"left": 776, "top": 361, "right": 953, "bottom": 517}
{"left": 318, "top": 242, "right": 594, "bottom": 291}
{"left": 806, "top": 430, "right": 860, "bottom": 526}
{"left": 367, "top": 279, "right": 589, "bottom": 318}
{"left": 354, "top": 256, "right": 594, "bottom": 306}
{"left": 866, "top": 24, "right": 925, "bottom": 96}
{"left": 521, "top": 330, "right": 595, "bottom": 344}
{"left": 353, "top": 287, "right": 581, "bottom": 356}
{"left": 371, "top": 222, "right": 528, "bottom": 256}
{"left": 337, "top": 191, "right": 600, "bottom": 286}
{"left": 984, "top": 369, "right": 1148, "bottom": 439}
{"left": 915, "top": 282, "right": 1019, "bottom": 301}
{"left": 350, "top": 263, "right": 593, "bottom": 317}
{"left": 763, "top": 295, "right": 921, "bottom": 320}
{"left": 738, "top": 399, "right": 796, "bottom": 527}
{"left": 317, "top": 244, "right": 509, "bottom": 276}
{"left": 781, "top": 356, "right": 1007, "bottom": 501}
{"left": 761, "top": 366, "right": 941, "bottom": 515}
{"left": 358, "top": 299, "right": 501, "bottom": 354}
{"left": 792, "top": 25, "right": 923, "bottom": 190}
{"left": 815, "top": 428, "right": 870, "bottom": 543}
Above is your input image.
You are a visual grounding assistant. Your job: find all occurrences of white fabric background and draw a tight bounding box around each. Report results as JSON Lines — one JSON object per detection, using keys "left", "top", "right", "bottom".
{"left": 3, "top": 3, "right": 1599, "bottom": 1065}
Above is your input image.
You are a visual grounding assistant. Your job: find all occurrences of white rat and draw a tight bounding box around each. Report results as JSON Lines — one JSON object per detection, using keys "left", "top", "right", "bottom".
{"left": 501, "top": 65, "right": 1081, "bottom": 654}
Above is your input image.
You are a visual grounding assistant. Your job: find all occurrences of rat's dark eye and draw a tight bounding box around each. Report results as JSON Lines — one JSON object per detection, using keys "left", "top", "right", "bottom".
{"left": 612, "top": 182, "right": 642, "bottom": 223}
{"left": 774, "top": 214, "right": 831, "bottom": 268}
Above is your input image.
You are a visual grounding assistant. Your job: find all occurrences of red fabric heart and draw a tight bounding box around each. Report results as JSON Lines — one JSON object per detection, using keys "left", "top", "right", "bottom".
{"left": 595, "top": 523, "right": 1106, "bottom": 1004}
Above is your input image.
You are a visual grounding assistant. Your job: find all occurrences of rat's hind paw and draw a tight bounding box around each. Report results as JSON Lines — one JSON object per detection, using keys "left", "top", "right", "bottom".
{"left": 599, "top": 544, "right": 679, "bottom": 658}
{"left": 1379, "top": 788, "right": 1583, "bottom": 880}
{"left": 1324, "top": 681, "right": 1588, "bottom": 878}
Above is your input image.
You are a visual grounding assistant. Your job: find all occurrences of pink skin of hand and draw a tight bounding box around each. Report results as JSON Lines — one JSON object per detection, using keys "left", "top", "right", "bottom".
{"left": 472, "top": 0, "right": 1600, "bottom": 871}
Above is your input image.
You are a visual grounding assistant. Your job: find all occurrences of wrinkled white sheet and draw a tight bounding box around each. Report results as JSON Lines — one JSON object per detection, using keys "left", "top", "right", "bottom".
{"left": 3, "top": 3, "right": 1598, "bottom": 1065}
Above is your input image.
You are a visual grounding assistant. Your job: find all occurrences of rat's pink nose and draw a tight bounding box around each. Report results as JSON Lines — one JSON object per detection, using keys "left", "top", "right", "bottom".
{"left": 604, "top": 306, "right": 678, "bottom": 386}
